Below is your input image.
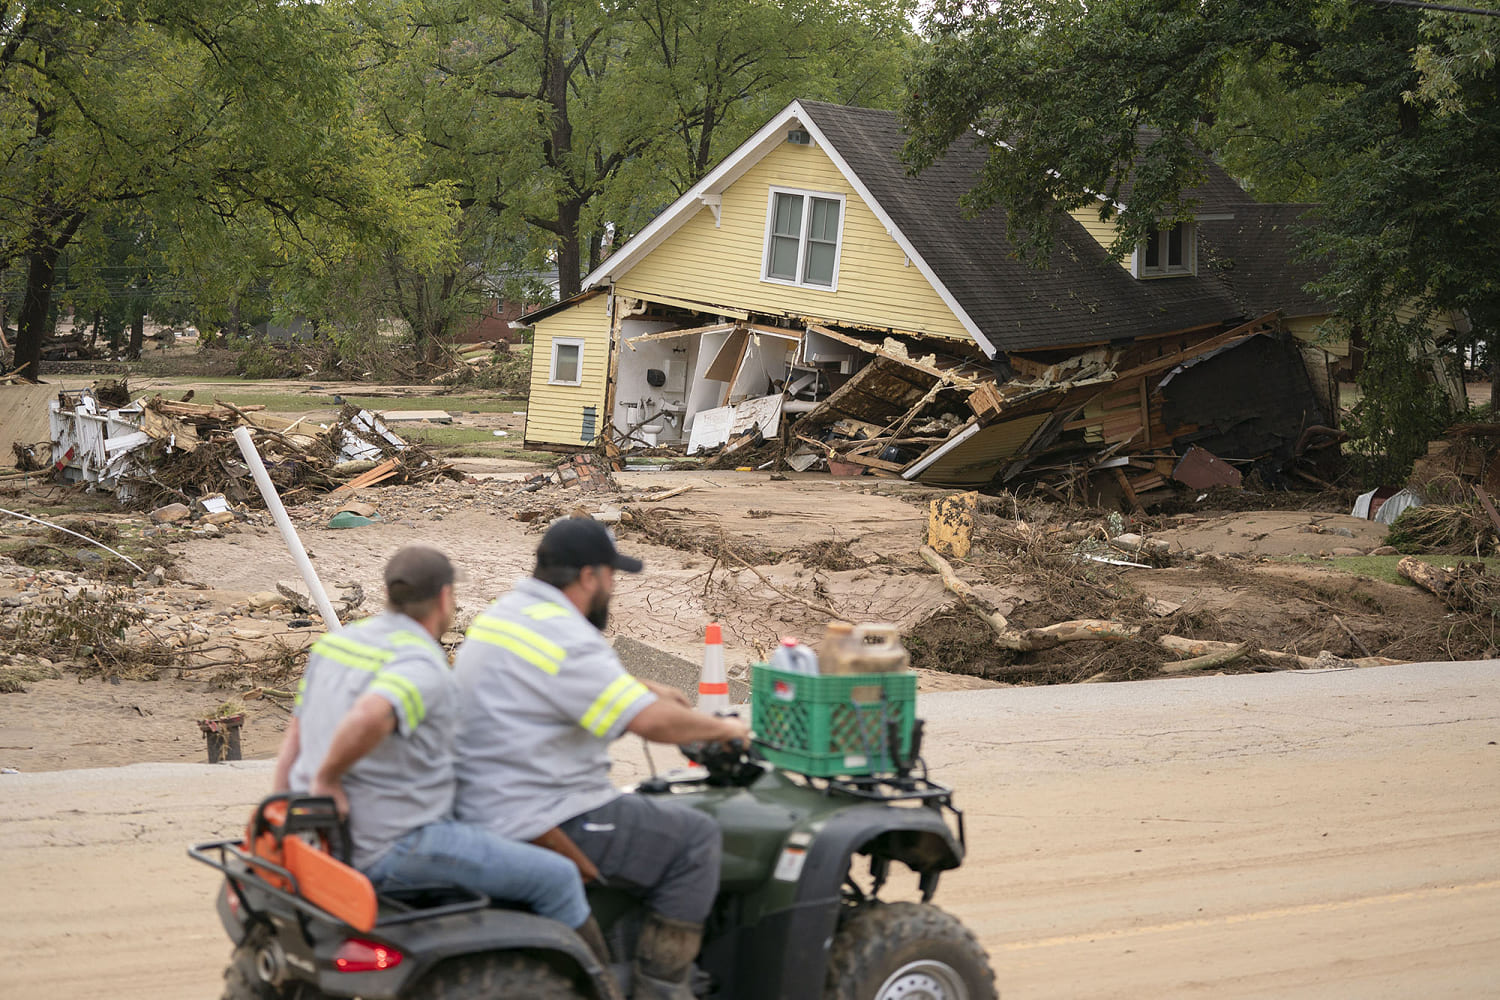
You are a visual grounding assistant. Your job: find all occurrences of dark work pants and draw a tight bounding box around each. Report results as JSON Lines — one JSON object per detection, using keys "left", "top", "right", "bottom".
{"left": 559, "top": 793, "right": 721, "bottom": 924}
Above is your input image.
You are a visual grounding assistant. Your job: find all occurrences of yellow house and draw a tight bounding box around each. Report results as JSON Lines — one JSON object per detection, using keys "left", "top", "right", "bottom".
{"left": 520, "top": 101, "right": 1461, "bottom": 483}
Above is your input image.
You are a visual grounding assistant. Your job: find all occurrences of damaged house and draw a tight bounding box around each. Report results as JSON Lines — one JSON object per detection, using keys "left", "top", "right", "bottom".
{"left": 519, "top": 100, "right": 1464, "bottom": 497}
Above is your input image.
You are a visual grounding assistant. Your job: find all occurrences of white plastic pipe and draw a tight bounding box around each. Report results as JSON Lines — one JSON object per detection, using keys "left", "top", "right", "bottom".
{"left": 232, "top": 426, "right": 341, "bottom": 631}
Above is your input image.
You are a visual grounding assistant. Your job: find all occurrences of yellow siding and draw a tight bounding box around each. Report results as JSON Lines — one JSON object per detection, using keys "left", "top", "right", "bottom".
{"left": 1068, "top": 206, "right": 1126, "bottom": 266}
{"left": 525, "top": 294, "right": 611, "bottom": 448}
{"left": 616, "top": 141, "right": 970, "bottom": 342}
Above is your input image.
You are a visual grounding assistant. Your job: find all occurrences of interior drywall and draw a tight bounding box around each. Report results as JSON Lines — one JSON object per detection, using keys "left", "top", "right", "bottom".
{"left": 613, "top": 318, "right": 687, "bottom": 444}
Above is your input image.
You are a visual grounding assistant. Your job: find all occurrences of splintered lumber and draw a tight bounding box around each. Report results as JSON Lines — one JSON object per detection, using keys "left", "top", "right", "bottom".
{"left": 1397, "top": 555, "right": 1459, "bottom": 599}
{"left": 640, "top": 485, "right": 694, "bottom": 502}
{"left": 329, "top": 458, "right": 400, "bottom": 495}
{"left": 836, "top": 452, "right": 904, "bottom": 472}
{"left": 1159, "top": 640, "right": 1255, "bottom": 674}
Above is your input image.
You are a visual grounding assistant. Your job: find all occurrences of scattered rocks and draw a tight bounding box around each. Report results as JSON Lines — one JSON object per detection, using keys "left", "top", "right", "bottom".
{"left": 150, "top": 503, "right": 191, "bottom": 524}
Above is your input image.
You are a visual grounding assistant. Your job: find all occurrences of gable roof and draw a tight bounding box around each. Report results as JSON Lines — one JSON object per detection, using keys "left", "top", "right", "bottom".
{"left": 1198, "top": 204, "right": 1327, "bottom": 319}
{"left": 587, "top": 100, "right": 1329, "bottom": 356}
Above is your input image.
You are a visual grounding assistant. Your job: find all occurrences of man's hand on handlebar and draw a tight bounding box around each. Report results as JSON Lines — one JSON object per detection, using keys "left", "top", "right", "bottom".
{"left": 714, "top": 714, "right": 751, "bottom": 746}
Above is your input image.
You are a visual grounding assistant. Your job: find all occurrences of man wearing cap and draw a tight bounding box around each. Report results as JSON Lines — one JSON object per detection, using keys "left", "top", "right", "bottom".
{"left": 271, "top": 545, "right": 607, "bottom": 958}
{"left": 453, "top": 518, "right": 749, "bottom": 1000}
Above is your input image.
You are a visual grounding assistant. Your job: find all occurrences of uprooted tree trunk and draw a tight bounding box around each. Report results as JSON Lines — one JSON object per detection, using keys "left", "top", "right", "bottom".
{"left": 919, "top": 545, "right": 1405, "bottom": 672}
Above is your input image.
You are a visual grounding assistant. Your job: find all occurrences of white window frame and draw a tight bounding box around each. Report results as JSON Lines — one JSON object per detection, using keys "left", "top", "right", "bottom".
{"left": 548, "top": 337, "right": 585, "bottom": 386}
{"left": 1132, "top": 221, "right": 1197, "bottom": 278}
{"left": 761, "top": 186, "right": 847, "bottom": 291}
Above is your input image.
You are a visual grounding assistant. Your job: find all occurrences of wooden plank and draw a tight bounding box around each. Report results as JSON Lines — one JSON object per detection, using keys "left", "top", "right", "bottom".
{"left": 834, "top": 451, "right": 905, "bottom": 472}
{"left": 718, "top": 332, "right": 752, "bottom": 407}
{"left": 804, "top": 324, "right": 979, "bottom": 387}
{"left": 330, "top": 458, "right": 400, "bottom": 495}
{"left": 704, "top": 327, "right": 748, "bottom": 383}
{"left": 625, "top": 321, "right": 736, "bottom": 347}
{"left": 1111, "top": 467, "right": 1143, "bottom": 514}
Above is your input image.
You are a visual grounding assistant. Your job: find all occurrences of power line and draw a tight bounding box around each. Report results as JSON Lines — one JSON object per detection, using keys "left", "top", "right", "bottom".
{"left": 1360, "top": 0, "right": 1500, "bottom": 16}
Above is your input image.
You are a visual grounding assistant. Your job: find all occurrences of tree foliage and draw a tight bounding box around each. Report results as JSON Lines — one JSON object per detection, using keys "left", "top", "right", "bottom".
{"left": 903, "top": 0, "right": 1500, "bottom": 481}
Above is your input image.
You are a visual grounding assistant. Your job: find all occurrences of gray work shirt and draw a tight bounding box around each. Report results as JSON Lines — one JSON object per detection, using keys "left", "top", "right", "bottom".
{"left": 289, "top": 612, "right": 455, "bottom": 870}
{"left": 452, "top": 577, "right": 657, "bottom": 840}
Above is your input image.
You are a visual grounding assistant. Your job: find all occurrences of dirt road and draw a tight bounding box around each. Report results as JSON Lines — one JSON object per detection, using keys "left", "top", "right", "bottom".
{"left": 2, "top": 659, "right": 1495, "bottom": 999}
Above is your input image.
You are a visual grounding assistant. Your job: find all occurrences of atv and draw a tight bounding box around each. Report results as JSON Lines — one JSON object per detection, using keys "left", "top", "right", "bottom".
{"left": 191, "top": 723, "right": 995, "bottom": 1000}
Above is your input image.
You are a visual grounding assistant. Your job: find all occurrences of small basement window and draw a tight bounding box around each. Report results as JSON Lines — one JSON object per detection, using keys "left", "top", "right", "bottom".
{"left": 763, "top": 188, "right": 845, "bottom": 290}
{"left": 1135, "top": 222, "right": 1195, "bottom": 278}
{"left": 549, "top": 338, "right": 584, "bottom": 385}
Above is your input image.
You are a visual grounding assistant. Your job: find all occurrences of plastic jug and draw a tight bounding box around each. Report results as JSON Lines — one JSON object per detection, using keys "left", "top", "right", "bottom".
{"left": 769, "top": 637, "right": 819, "bottom": 675}
{"left": 819, "top": 622, "right": 910, "bottom": 675}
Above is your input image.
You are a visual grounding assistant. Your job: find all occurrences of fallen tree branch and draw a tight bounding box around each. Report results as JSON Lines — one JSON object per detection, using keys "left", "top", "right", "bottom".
{"left": 722, "top": 547, "right": 846, "bottom": 622}
{"left": 920, "top": 544, "right": 1015, "bottom": 641}
{"left": 918, "top": 546, "right": 1407, "bottom": 668}
{"left": 1332, "top": 615, "right": 1374, "bottom": 658}
{"left": 920, "top": 545, "right": 1141, "bottom": 650}
{"left": 1160, "top": 640, "right": 1255, "bottom": 674}
{"left": 1398, "top": 555, "right": 1458, "bottom": 599}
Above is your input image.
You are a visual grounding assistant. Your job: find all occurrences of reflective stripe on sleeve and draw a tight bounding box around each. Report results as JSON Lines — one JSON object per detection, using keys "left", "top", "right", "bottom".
{"left": 466, "top": 616, "right": 565, "bottom": 675}
{"left": 312, "top": 633, "right": 395, "bottom": 673}
{"left": 579, "top": 676, "right": 651, "bottom": 737}
{"left": 294, "top": 677, "right": 307, "bottom": 707}
{"left": 369, "top": 672, "right": 425, "bottom": 730}
{"left": 521, "top": 602, "right": 572, "bottom": 621}
{"left": 389, "top": 630, "right": 434, "bottom": 648}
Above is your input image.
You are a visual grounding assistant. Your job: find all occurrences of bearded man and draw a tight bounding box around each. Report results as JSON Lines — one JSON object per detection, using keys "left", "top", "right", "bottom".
{"left": 451, "top": 518, "right": 748, "bottom": 1000}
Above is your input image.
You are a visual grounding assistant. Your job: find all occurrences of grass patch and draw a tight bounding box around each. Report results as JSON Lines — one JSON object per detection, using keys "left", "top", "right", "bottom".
{"left": 400, "top": 426, "right": 512, "bottom": 447}
{"left": 132, "top": 387, "right": 526, "bottom": 414}
{"left": 1275, "top": 553, "right": 1500, "bottom": 586}
{"left": 396, "top": 426, "right": 554, "bottom": 463}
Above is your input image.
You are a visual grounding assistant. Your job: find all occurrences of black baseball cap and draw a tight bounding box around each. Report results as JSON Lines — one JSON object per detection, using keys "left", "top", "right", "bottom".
{"left": 384, "top": 546, "right": 456, "bottom": 604}
{"left": 536, "top": 517, "right": 643, "bottom": 574}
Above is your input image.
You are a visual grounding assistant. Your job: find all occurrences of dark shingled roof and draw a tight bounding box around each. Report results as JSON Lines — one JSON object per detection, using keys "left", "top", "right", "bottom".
{"left": 1198, "top": 204, "right": 1328, "bottom": 319}
{"left": 797, "top": 102, "right": 1329, "bottom": 353}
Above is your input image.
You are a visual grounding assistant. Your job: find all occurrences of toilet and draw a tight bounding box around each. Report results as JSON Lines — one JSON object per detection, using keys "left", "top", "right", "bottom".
{"left": 635, "top": 398, "right": 684, "bottom": 446}
{"left": 638, "top": 416, "right": 665, "bottom": 446}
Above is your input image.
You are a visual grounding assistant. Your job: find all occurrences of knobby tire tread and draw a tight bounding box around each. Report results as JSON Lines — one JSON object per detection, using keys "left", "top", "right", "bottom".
{"left": 824, "top": 900, "right": 997, "bottom": 1000}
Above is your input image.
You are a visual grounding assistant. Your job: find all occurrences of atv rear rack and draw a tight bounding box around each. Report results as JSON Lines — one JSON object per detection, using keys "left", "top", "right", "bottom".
{"left": 189, "top": 839, "right": 490, "bottom": 930}
{"left": 792, "top": 771, "right": 966, "bottom": 852}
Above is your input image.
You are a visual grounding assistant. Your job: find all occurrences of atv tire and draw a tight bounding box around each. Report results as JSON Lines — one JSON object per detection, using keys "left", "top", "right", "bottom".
{"left": 407, "top": 952, "right": 588, "bottom": 999}
{"left": 825, "top": 901, "right": 997, "bottom": 1000}
{"left": 221, "top": 925, "right": 323, "bottom": 1000}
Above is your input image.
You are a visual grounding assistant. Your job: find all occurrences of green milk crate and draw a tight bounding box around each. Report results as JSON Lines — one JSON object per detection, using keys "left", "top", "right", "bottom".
{"left": 750, "top": 664, "right": 917, "bottom": 778}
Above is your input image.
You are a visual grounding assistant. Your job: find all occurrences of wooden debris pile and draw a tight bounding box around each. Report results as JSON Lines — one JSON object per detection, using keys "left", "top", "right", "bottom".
{"left": 44, "top": 386, "right": 455, "bottom": 506}
{"left": 787, "top": 313, "right": 1340, "bottom": 502}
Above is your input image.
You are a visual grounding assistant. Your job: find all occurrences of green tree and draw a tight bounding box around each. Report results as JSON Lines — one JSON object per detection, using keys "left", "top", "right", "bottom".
{"left": 0, "top": 0, "right": 455, "bottom": 380}
{"left": 903, "top": 0, "right": 1500, "bottom": 479}
{"left": 362, "top": 0, "right": 914, "bottom": 304}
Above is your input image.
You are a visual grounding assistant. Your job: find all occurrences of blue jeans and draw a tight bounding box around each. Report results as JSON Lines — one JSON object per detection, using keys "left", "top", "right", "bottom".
{"left": 364, "top": 820, "right": 590, "bottom": 928}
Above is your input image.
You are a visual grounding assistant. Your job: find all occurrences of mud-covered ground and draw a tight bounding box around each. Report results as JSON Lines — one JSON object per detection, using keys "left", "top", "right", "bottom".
{"left": 0, "top": 378, "right": 1483, "bottom": 772}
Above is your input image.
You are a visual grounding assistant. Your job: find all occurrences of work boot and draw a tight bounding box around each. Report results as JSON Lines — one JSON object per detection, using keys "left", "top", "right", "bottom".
{"left": 631, "top": 912, "right": 702, "bottom": 1000}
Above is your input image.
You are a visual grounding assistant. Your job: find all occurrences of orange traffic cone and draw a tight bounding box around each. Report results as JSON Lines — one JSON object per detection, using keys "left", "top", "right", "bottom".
{"left": 697, "top": 622, "right": 730, "bottom": 714}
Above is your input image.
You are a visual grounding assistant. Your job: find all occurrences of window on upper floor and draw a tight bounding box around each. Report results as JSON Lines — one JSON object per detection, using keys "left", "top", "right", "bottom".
{"left": 763, "top": 188, "right": 845, "bottom": 290}
{"left": 1135, "top": 222, "right": 1196, "bottom": 278}
{"left": 549, "top": 338, "right": 583, "bottom": 385}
